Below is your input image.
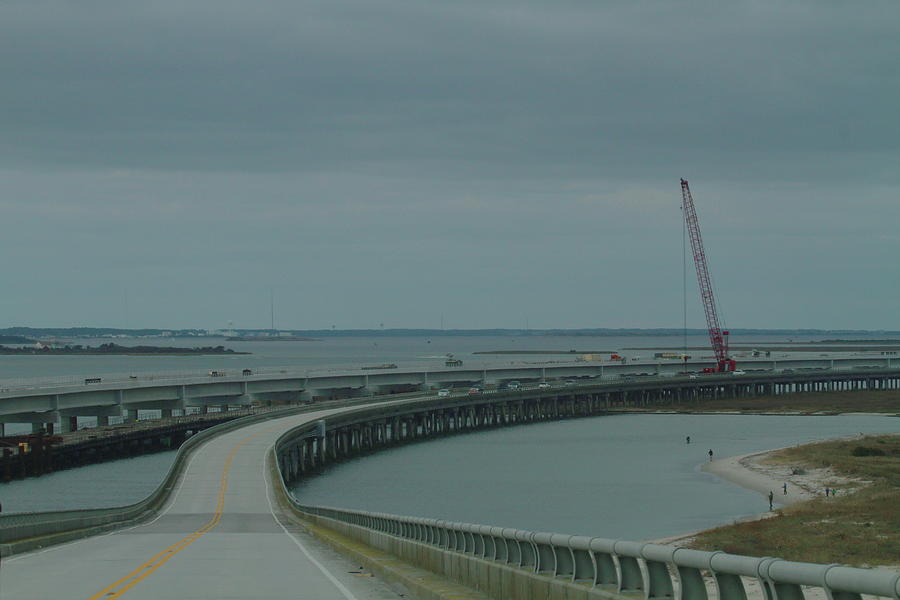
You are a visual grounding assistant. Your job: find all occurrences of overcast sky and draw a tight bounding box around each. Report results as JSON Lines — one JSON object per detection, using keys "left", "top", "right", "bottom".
{"left": 1, "top": 1, "right": 898, "bottom": 331}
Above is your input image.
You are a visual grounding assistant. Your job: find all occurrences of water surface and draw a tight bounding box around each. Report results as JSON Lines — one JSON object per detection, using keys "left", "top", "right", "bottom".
{"left": 0, "top": 451, "right": 177, "bottom": 514}
{"left": 291, "top": 414, "right": 898, "bottom": 540}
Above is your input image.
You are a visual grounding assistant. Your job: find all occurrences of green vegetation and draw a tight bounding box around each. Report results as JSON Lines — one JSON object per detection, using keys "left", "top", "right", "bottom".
{"left": 0, "top": 343, "right": 248, "bottom": 355}
{"left": 690, "top": 434, "right": 900, "bottom": 566}
{"left": 632, "top": 390, "right": 900, "bottom": 414}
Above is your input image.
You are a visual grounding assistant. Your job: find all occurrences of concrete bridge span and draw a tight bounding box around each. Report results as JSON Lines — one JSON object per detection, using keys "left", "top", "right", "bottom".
{"left": 1, "top": 355, "right": 897, "bottom": 434}
{"left": 269, "top": 372, "right": 900, "bottom": 600}
{"left": 0, "top": 397, "right": 437, "bottom": 600}
{"left": 2, "top": 370, "right": 899, "bottom": 599}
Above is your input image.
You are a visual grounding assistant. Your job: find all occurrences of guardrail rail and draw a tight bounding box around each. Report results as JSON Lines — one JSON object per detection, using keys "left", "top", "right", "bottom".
{"left": 286, "top": 503, "right": 900, "bottom": 600}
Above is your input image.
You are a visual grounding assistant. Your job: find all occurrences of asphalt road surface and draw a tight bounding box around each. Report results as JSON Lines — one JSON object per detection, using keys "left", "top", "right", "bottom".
{"left": 1, "top": 408, "right": 414, "bottom": 600}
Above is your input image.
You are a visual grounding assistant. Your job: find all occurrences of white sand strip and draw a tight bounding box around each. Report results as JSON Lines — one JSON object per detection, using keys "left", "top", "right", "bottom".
{"left": 702, "top": 449, "right": 813, "bottom": 507}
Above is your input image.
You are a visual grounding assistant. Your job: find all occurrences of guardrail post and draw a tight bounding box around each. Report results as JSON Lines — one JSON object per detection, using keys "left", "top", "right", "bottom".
{"left": 488, "top": 526, "right": 505, "bottom": 561}
{"left": 532, "top": 532, "right": 557, "bottom": 574}
{"left": 589, "top": 538, "right": 620, "bottom": 589}
{"left": 549, "top": 533, "right": 575, "bottom": 579}
{"left": 758, "top": 557, "right": 782, "bottom": 600}
{"left": 569, "top": 536, "right": 595, "bottom": 583}
{"left": 614, "top": 540, "right": 646, "bottom": 596}
{"left": 515, "top": 530, "right": 537, "bottom": 572}
{"left": 502, "top": 528, "right": 520, "bottom": 564}
{"left": 478, "top": 525, "right": 494, "bottom": 558}
{"left": 672, "top": 548, "right": 717, "bottom": 600}
{"left": 642, "top": 543, "right": 677, "bottom": 600}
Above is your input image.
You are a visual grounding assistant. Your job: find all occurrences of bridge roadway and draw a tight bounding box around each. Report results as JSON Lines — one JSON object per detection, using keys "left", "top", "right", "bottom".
{"left": 2, "top": 355, "right": 896, "bottom": 435}
{"left": 2, "top": 404, "right": 414, "bottom": 600}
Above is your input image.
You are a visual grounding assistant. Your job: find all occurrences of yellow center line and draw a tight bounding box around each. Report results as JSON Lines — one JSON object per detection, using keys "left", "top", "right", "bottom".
{"left": 85, "top": 423, "right": 285, "bottom": 600}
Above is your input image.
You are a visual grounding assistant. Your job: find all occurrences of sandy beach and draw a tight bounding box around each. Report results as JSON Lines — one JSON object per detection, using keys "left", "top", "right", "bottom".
{"left": 702, "top": 433, "right": 871, "bottom": 507}
{"left": 652, "top": 434, "right": 872, "bottom": 546}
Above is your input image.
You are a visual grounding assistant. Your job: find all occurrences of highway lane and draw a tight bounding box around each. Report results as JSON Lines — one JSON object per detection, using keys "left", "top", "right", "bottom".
{"left": 1, "top": 408, "right": 411, "bottom": 600}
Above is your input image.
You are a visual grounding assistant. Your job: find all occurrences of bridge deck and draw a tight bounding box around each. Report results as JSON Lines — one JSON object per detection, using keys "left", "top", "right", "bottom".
{"left": 3, "top": 408, "right": 408, "bottom": 600}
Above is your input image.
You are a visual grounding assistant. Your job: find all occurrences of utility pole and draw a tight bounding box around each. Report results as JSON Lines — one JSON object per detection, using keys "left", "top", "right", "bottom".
{"left": 270, "top": 288, "right": 275, "bottom": 334}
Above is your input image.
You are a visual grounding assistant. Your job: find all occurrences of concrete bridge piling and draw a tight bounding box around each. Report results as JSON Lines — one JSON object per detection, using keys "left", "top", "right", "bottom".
{"left": 267, "top": 378, "right": 900, "bottom": 600}
{"left": 275, "top": 368, "right": 900, "bottom": 487}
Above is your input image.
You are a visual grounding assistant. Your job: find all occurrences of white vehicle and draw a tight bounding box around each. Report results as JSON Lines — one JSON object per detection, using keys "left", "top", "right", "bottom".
{"left": 506, "top": 381, "right": 520, "bottom": 390}
{"left": 437, "top": 389, "right": 451, "bottom": 397}
{"left": 538, "top": 382, "right": 551, "bottom": 389}
{"left": 732, "top": 370, "right": 746, "bottom": 375}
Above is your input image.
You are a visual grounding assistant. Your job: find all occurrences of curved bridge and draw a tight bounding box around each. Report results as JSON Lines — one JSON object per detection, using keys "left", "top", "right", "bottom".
{"left": 2, "top": 371, "right": 899, "bottom": 599}
{"left": 1, "top": 398, "right": 425, "bottom": 599}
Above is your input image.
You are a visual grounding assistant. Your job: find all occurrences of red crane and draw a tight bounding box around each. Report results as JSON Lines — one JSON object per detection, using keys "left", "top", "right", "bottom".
{"left": 681, "top": 178, "right": 735, "bottom": 373}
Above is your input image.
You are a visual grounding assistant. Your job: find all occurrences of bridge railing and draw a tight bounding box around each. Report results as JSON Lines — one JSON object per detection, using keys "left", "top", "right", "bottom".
{"left": 0, "top": 392, "right": 437, "bottom": 552}
{"left": 1, "top": 356, "right": 895, "bottom": 395}
{"left": 0, "top": 405, "right": 290, "bottom": 548}
{"left": 289, "top": 504, "right": 900, "bottom": 600}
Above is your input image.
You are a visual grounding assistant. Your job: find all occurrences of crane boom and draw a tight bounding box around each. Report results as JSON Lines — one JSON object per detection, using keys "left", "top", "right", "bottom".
{"left": 680, "top": 178, "right": 734, "bottom": 372}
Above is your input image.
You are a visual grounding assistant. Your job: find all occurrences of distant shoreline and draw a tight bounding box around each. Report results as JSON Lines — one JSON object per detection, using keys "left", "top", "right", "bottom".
{"left": 474, "top": 349, "right": 616, "bottom": 355}
{"left": 0, "top": 343, "right": 248, "bottom": 356}
{"left": 4, "top": 327, "right": 900, "bottom": 340}
{"left": 226, "top": 336, "right": 319, "bottom": 342}
{"left": 625, "top": 345, "right": 900, "bottom": 352}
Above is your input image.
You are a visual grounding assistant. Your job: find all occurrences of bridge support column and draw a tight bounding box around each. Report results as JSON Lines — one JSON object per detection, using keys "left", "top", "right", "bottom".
{"left": 57, "top": 416, "right": 77, "bottom": 433}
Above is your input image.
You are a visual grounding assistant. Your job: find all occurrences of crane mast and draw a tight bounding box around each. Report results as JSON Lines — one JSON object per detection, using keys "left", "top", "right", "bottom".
{"left": 680, "top": 178, "right": 735, "bottom": 372}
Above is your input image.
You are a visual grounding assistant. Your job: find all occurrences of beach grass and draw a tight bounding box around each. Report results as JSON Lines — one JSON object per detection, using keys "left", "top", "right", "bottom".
{"left": 689, "top": 434, "right": 900, "bottom": 566}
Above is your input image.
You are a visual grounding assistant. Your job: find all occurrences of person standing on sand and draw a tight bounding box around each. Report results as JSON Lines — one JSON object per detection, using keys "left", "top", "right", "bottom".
{"left": 783, "top": 482, "right": 788, "bottom": 495}
{"left": 686, "top": 436, "right": 691, "bottom": 444}
{"left": 768, "top": 491, "right": 774, "bottom": 510}
{"left": 708, "top": 449, "right": 714, "bottom": 461}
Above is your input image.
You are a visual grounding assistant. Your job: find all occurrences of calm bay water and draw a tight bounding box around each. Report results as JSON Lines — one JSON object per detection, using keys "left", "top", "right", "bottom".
{"left": 0, "top": 335, "right": 896, "bottom": 523}
{"left": 0, "top": 451, "right": 177, "bottom": 514}
{"left": 0, "top": 332, "right": 881, "bottom": 382}
{"left": 290, "top": 414, "right": 899, "bottom": 541}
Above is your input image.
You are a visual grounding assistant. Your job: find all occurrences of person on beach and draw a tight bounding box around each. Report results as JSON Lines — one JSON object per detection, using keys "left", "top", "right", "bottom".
{"left": 708, "top": 448, "right": 713, "bottom": 461}
{"left": 825, "top": 487, "right": 830, "bottom": 497}
{"left": 768, "top": 491, "right": 774, "bottom": 510}
{"left": 686, "top": 436, "right": 691, "bottom": 444}
{"left": 783, "top": 482, "right": 788, "bottom": 495}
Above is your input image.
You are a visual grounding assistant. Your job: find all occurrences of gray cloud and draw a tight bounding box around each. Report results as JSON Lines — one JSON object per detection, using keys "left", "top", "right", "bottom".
{"left": 0, "top": 1, "right": 898, "bottom": 329}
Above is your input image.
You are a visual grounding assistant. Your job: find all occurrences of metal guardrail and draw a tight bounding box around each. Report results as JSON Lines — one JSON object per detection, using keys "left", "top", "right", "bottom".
{"left": 0, "top": 394, "right": 413, "bottom": 547}
{"left": 291, "top": 504, "right": 900, "bottom": 600}
{"left": 268, "top": 390, "right": 900, "bottom": 600}
{"left": 0, "top": 406, "right": 295, "bottom": 546}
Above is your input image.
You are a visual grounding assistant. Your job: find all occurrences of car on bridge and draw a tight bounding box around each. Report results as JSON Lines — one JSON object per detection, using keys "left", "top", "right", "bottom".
{"left": 437, "top": 389, "right": 451, "bottom": 397}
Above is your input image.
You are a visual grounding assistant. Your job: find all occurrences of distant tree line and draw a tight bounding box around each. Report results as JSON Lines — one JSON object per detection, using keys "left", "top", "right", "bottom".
{"left": 0, "top": 343, "right": 245, "bottom": 355}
